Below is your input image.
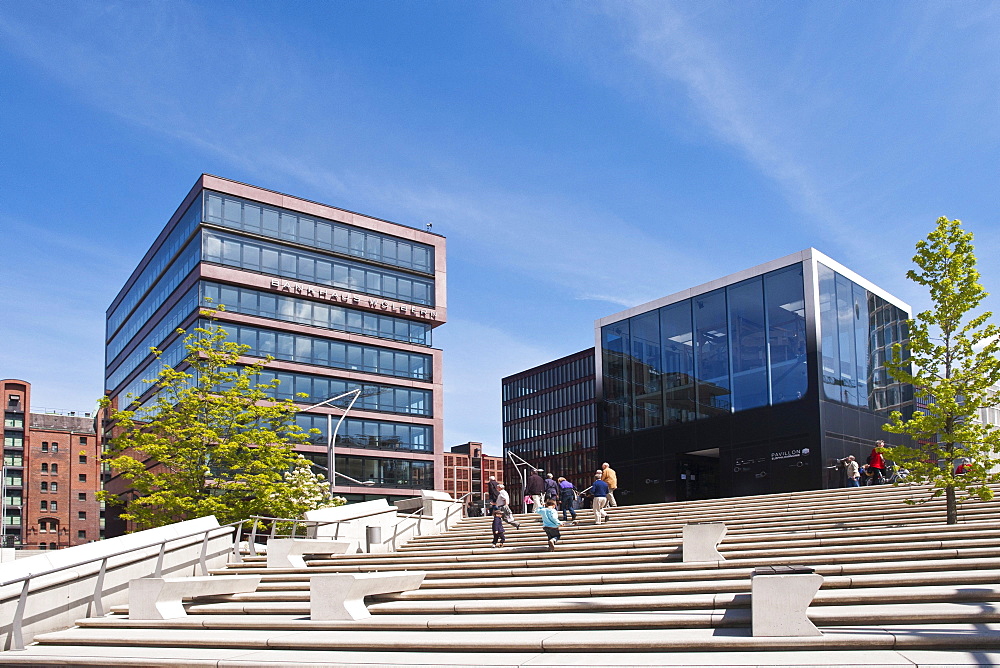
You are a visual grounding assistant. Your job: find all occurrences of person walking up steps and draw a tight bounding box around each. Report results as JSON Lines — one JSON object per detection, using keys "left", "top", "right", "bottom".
{"left": 487, "top": 475, "right": 500, "bottom": 513}
{"left": 601, "top": 462, "right": 619, "bottom": 507}
{"left": 491, "top": 509, "right": 506, "bottom": 548}
{"left": 537, "top": 498, "right": 562, "bottom": 551}
{"left": 524, "top": 470, "right": 545, "bottom": 513}
{"left": 493, "top": 484, "right": 521, "bottom": 529}
{"left": 592, "top": 473, "right": 610, "bottom": 525}
{"left": 544, "top": 473, "right": 559, "bottom": 504}
{"left": 558, "top": 476, "right": 578, "bottom": 522}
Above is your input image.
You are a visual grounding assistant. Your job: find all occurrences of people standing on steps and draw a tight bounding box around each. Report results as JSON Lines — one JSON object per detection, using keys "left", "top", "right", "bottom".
{"left": 536, "top": 498, "right": 562, "bottom": 551}
{"left": 493, "top": 483, "right": 521, "bottom": 529}
{"left": 487, "top": 475, "right": 501, "bottom": 513}
{"left": 592, "top": 473, "right": 610, "bottom": 525}
{"left": 491, "top": 509, "right": 506, "bottom": 548}
{"left": 544, "top": 473, "right": 560, "bottom": 505}
{"left": 558, "top": 476, "right": 578, "bottom": 522}
{"left": 844, "top": 455, "right": 860, "bottom": 487}
{"left": 601, "top": 462, "right": 618, "bottom": 507}
{"left": 524, "top": 470, "right": 545, "bottom": 513}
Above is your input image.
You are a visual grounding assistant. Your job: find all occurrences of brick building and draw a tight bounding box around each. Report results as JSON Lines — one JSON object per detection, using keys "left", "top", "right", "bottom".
{"left": 1, "top": 379, "right": 103, "bottom": 549}
{"left": 443, "top": 442, "right": 503, "bottom": 511}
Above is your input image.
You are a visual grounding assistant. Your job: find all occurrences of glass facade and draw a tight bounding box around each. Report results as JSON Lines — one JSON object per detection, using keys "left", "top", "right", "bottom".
{"left": 203, "top": 230, "right": 434, "bottom": 306}
{"left": 301, "top": 452, "right": 434, "bottom": 489}
{"left": 255, "top": 370, "right": 432, "bottom": 416}
{"left": 295, "top": 414, "right": 433, "bottom": 453}
{"left": 215, "top": 321, "right": 432, "bottom": 381}
{"left": 106, "top": 196, "right": 202, "bottom": 337}
{"left": 503, "top": 350, "right": 598, "bottom": 498}
{"left": 602, "top": 263, "right": 808, "bottom": 435}
{"left": 204, "top": 191, "right": 434, "bottom": 275}
{"left": 105, "top": 177, "right": 443, "bottom": 519}
{"left": 105, "top": 285, "right": 199, "bottom": 391}
{"left": 817, "top": 263, "right": 911, "bottom": 414}
{"left": 106, "top": 235, "right": 201, "bottom": 345}
{"left": 201, "top": 282, "right": 431, "bottom": 346}
{"left": 601, "top": 259, "right": 911, "bottom": 436}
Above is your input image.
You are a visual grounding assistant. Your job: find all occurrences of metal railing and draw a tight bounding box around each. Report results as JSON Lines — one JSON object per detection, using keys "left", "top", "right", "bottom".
{"left": 1, "top": 522, "right": 238, "bottom": 651}
{"left": 237, "top": 515, "right": 353, "bottom": 557}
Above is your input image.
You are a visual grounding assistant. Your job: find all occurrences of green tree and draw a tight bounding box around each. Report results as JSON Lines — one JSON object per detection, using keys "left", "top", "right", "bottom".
{"left": 100, "top": 319, "right": 337, "bottom": 530}
{"left": 882, "top": 216, "right": 1000, "bottom": 524}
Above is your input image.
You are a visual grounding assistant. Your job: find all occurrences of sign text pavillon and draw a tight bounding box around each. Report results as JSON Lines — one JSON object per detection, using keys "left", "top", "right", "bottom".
{"left": 269, "top": 279, "right": 438, "bottom": 321}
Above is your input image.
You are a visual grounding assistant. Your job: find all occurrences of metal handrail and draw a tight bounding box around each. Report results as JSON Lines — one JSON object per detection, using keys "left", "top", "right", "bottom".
{"left": 2, "top": 521, "right": 239, "bottom": 651}
{"left": 241, "top": 515, "right": 353, "bottom": 556}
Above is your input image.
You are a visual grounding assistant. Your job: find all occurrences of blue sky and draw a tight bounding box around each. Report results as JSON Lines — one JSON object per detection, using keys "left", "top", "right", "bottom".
{"left": 1, "top": 1, "right": 998, "bottom": 454}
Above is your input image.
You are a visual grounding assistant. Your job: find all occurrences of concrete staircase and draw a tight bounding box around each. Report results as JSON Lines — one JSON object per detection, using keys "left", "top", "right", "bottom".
{"left": 7, "top": 483, "right": 1000, "bottom": 666}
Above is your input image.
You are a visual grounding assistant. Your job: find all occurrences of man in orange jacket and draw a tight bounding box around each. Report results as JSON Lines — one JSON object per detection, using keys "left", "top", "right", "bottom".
{"left": 601, "top": 462, "right": 618, "bottom": 507}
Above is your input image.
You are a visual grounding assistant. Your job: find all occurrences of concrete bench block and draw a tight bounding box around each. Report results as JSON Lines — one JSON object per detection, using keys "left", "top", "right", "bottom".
{"left": 266, "top": 538, "right": 359, "bottom": 568}
{"left": 310, "top": 571, "right": 426, "bottom": 621}
{"left": 751, "top": 566, "right": 823, "bottom": 636}
{"left": 128, "top": 574, "right": 261, "bottom": 620}
{"left": 682, "top": 522, "right": 727, "bottom": 562}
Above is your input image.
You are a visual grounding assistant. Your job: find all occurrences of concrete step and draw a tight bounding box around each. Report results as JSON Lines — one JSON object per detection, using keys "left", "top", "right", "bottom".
{"left": 26, "top": 622, "right": 1000, "bottom": 653}
{"left": 161, "top": 583, "right": 1000, "bottom": 617}
{"left": 72, "top": 600, "right": 1000, "bottom": 634}
{"left": 5, "top": 646, "right": 1000, "bottom": 667}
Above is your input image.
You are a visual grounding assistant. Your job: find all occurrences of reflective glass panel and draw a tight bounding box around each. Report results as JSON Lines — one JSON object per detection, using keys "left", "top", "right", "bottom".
{"left": 629, "top": 311, "right": 662, "bottom": 430}
{"left": 728, "top": 277, "right": 768, "bottom": 411}
{"left": 764, "top": 264, "right": 808, "bottom": 404}
{"left": 693, "top": 290, "right": 731, "bottom": 416}
{"left": 818, "top": 263, "right": 841, "bottom": 400}
{"left": 601, "top": 322, "right": 631, "bottom": 435}
{"left": 659, "top": 301, "right": 695, "bottom": 424}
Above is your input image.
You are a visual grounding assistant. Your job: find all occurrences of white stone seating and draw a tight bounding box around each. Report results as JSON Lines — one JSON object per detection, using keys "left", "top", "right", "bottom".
{"left": 310, "top": 571, "right": 426, "bottom": 620}
{"left": 128, "top": 575, "right": 261, "bottom": 620}
{"left": 265, "top": 538, "right": 358, "bottom": 568}
{"left": 751, "top": 565, "right": 823, "bottom": 636}
{"left": 682, "top": 522, "right": 727, "bottom": 562}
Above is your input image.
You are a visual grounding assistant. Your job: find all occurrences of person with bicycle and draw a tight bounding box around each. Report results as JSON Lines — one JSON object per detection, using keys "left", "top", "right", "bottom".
{"left": 867, "top": 442, "right": 887, "bottom": 484}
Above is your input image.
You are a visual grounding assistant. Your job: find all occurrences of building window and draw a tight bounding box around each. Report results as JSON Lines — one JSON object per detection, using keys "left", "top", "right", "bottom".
{"left": 50, "top": 483, "right": 57, "bottom": 492}
{"left": 49, "top": 542, "right": 56, "bottom": 550}
{"left": 78, "top": 492, "right": 86, "bottom": 501}
{"left": 51, "top": 444, "right": 58, "bottom": 453}
{"left": 79, "top": 437, "right": 87, "bottom": 445}
{"left": 78, "top": 474, "right": 86, "bottom": 482}
{"left": 77, "top": 531, "right": 86, "bottom": 540}
{"left": 40, "top": 482, "right": 47, "bottom": 492}
{"left": 41, "top": 442, "right": 48, "bottom": 452}
{"left": 50, "top": 501, "right": 57, "bottom": 511}
{"left": 79, "top": 455, "right": 87, "bottom": 464}
{"left": 50, "top": 464, "right": 58, "bottom": 474}
{"left": 78, "top": 511, "right": 86, "bottom": 520}
{"left": 40, "top": 501, "right": 47, "bottom": 511}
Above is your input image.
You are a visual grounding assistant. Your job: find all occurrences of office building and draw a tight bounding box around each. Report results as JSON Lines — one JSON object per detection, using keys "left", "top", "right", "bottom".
{"left": 443, "top": 442, "right": 503, "bottom": 511}
{"left": 103, "top": 175, "right": 446, "bottom": 518}
{"left": 1, "top": 380, "right": 102, "bottom": 549}
{"left": 597, "top": 248, "right": 912, "bottom": 504}
{"left": 501, "top": 349, "right": 598, "bottom": 507}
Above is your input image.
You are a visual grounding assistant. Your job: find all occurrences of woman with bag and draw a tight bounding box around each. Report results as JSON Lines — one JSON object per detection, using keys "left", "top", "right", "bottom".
{"left": 557, "top": 477, "right": 578, "bottom": 522}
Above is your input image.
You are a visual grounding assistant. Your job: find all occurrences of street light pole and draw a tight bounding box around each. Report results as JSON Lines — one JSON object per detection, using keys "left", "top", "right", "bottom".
{"left": 297, "top": 389, "right": 371, "bottom": 496}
